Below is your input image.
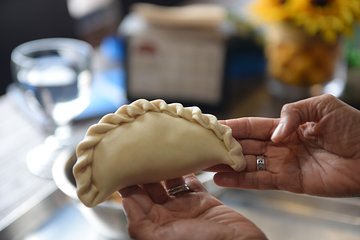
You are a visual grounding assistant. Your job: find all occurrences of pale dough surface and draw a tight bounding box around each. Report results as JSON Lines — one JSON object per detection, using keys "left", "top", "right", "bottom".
{"left": 73, "top": 99, "right": 245, "bottom": 207}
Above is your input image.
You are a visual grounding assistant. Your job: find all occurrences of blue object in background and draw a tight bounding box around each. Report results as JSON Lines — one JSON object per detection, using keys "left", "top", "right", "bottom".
{"left": 75, "top": 36, "right": 128, "bottom": 121}
{"left": 75, "top": 68, "right": 128, "bottom": 120}
{"left": 226, "top": 53, "right": 266, "bottom": 80}
{"left": 225, "top": 36, "right": 266, "bottom": 82}
{"left": 100, "top": 36, "right": 125, "bottom": 63}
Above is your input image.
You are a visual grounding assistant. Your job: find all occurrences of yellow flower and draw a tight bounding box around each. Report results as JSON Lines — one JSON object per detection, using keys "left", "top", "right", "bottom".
{"left": 250, "top": 0, "right": 360, "bottom": 42}
{"left": 249, "top": 0, "right": 290, "bottom": 23}
{"left": 290, "top": 0, "right": 360, "bottom": 42}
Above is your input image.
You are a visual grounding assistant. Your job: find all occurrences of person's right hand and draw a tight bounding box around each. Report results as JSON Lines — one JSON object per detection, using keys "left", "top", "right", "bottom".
{"left": 214, "top": 94, "right": 360, "bottom": 197}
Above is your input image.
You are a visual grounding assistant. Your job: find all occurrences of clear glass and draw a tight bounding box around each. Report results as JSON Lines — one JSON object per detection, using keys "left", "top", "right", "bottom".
{"left": 11, "top": 38, "right": 93, "bottom": 179}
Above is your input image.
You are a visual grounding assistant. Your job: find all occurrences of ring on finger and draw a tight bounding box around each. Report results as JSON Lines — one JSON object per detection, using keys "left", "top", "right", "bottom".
{"left": 256, "top": 155, "right": 266, "bottom": 171}
{"left": 167, "top": 184, "right": 192, "bottom": 196}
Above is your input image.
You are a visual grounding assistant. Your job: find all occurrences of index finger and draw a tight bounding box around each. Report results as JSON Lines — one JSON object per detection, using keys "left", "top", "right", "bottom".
{"left": 220, "top": 117, "right": 279, "bottom": 140}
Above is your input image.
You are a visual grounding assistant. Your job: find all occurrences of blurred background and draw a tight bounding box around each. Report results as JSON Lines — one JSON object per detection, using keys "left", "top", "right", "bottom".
{"left": 1, "top": 0, "right": 360, "bottom": 240}
{"left": 1, "top": 0, "right": 266, "bottom": 112}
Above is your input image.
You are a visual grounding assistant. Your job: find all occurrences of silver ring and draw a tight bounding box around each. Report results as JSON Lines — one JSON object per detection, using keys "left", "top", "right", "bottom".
{"left": 256, "top": 155, "right": 266, "bottom": 171}
{"left": 167, "top": 184, "right": 192, "bottom": 196}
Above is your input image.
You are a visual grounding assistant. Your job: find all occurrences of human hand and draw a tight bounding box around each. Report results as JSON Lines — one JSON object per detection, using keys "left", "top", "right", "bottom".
{"left": 119, "top": 175, "right": 266, "bottom": 240}
{"left": 214, "top": 94, "right": 360, "bottom": 197}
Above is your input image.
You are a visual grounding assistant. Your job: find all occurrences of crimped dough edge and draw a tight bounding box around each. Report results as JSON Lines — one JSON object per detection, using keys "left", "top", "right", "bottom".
{"left": 73, "top": 99, "right": 245, "bottom": 207}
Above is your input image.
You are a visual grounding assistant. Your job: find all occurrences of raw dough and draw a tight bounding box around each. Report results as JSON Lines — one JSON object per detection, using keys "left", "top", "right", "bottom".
{"left": 73, "top": 99, "right": 245, "bottom": 207}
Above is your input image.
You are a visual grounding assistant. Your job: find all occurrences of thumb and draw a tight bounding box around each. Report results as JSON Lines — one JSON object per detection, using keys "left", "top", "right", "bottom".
{"left": 271, "top": 94, "right": 337, "bottom": 143}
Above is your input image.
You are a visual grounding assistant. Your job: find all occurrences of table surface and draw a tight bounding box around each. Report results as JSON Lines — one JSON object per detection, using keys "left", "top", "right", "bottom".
{"left": 0, "top": 90, "right": 96, "bottom": 237}
{"left": 0, "top": 94, "right": 53, "bottom": 223}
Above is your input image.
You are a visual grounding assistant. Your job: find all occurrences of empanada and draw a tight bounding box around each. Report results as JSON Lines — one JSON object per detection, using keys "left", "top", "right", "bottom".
{"left": 73, "top": 99, "right": 245, "bottom": 207}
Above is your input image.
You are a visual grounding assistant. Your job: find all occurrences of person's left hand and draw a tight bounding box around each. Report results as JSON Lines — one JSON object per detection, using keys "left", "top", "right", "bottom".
{"left": 119, "top": 175, "right": 266, "bottom": 240}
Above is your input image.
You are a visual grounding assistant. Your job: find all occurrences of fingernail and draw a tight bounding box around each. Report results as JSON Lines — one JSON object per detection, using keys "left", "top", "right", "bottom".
{"left": 214, "top": 173, "right": 235, "bottom": 186}
{"left": 271, "top": 122, "right": 284, "bottom": 142}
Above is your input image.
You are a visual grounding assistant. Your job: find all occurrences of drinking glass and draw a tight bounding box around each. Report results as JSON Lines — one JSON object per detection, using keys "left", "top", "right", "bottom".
{"left": 11, "top": 38, "right": 93, "bottom": 179}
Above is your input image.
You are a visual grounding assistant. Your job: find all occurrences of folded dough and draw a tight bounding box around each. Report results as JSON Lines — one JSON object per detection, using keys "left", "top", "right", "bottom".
{"left": 73, "top": 99, "right": 245, "bottom": 207}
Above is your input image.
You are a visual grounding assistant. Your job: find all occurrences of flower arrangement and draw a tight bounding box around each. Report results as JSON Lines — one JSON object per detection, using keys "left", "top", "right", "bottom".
{"left": 250, "top": 0, "right": 360, "bottom": 43}
{"left": 249, "top": 0, "right": 360, "bottom": 88}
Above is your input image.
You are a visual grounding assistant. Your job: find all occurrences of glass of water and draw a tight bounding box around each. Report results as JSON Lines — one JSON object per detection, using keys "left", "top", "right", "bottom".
{"left": 11, "top": 38, "right": 93, "bottom": 179}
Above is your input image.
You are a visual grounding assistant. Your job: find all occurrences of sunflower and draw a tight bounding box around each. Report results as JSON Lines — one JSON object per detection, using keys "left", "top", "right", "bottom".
{"left": 250, "top": 0, "right": 360, "bottom": 43}
{"left": 290, "top": 0, "right": 360, "bottom": 42}
{"left": 249, "top": 0, "right": 290, "bottom": 23}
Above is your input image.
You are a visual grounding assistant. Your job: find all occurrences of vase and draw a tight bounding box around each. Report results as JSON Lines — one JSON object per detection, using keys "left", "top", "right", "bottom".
{"left": 264, "top": 23, "right": 347, "bottom": 101}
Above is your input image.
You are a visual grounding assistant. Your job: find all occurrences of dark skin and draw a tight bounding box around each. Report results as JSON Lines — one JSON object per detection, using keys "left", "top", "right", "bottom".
{"left": 119, "top": 175, "right": 266, "bottom": 240}
{"left": 215, "top": 94, "right": 360, "bottom": 197}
